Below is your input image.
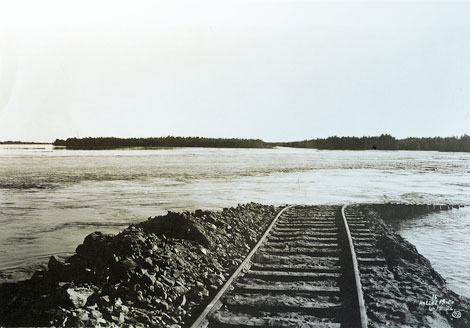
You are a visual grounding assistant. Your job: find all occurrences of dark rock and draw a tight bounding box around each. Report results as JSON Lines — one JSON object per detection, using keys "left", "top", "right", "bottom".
{"left": 143, "top": 257, "right": 153, "bottom": 268}
{"left": 141, "top": 272, "right": 156, "bottom": 286}
{"left": 139, "top": 212, "right": 211, "bottom": 246}
{"left": 176, "top": 294, "right": 186, "bottom": 307}
{"left": 109, "top": 258, "right": 138, "bottom": 283}
{"left": 85, "top": 292, "right": 101, "bottom": 307}
{"left": 48, "top": 256, "right": 66, "bottom": 277}
{"left": 76, "top": 232, "right": 113, "bottom": 262}
{"left": 194, "top": 209, "right": 211, "bottom": 218}
{"left": 160, "top": 301, "right": 170, "bottom": 312}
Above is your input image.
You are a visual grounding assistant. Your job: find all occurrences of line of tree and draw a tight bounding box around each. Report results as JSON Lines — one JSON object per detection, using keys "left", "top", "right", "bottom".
{"left": 52, "top": 134, "right": 470, "bottom": 152}
{"left": 53, "top": 137, "right": 270, "bottom": 149}
{"left": 0, "top": 141, "right": 49, "bottom": 144}
{"left": 276, "top": 134, "right": 470, "bottom": 152}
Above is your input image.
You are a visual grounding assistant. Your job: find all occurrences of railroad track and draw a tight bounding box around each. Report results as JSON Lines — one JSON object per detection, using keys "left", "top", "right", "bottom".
{"left": 191, "top": 205, "right": 371, "bottom": 328}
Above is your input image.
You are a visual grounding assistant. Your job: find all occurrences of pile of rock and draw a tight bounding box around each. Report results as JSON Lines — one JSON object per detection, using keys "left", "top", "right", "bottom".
{"left": 0, "top": 203, "right": 279, "bottom": 327}
{"left": 361, "top": 205, "right": 470, "bottom": 328}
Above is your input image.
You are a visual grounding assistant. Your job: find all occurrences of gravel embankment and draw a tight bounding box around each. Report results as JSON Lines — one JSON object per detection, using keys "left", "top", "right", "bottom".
{"left": 361, "top": 204, "right": 470, "bottom": 328}
{"left": 0, "top": 203, "right": 279, "bottom": 327}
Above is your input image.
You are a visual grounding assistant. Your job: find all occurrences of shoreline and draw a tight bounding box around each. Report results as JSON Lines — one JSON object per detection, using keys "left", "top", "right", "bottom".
{"left": 3, "top": 143, "right": 470, "bottom": 153}
{"left": 0, "top": 203, "right": 469, "bottom": 327}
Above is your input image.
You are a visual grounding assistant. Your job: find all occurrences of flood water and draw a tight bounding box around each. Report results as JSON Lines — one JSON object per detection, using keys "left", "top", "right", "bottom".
{"left": 0, "top": 145, "right": 469, "bottom": 297}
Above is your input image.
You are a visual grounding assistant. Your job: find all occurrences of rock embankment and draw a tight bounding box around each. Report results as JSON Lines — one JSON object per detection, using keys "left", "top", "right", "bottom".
{"left": 360, "top": 204, "right": 470, "bottom": 328}
{"left": 0, "top": 203, "right": 279, "bottom": 327}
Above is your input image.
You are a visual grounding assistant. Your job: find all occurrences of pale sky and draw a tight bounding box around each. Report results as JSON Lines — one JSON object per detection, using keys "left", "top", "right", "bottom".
{"left": 1, "top": 0, "right": 470, "bottom": 142}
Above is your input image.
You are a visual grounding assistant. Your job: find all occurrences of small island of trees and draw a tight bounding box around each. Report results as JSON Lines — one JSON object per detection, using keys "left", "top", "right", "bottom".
{"left": 52, "top": 136, "right": 270, "bottom": 149}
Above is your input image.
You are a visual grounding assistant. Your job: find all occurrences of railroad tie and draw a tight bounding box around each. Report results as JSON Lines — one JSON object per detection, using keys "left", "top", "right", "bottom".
{"left": 191, "top": 205, "right": 368, "bottom": 328}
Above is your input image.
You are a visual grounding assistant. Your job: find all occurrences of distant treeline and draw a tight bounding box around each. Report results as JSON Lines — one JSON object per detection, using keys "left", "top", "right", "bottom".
{"left": 52, "top": 135, "right": 470, "bottom": 152}
{"left": 277, "top": 134, "right": 470, "bottom": 152}
{"left": 53, "top": 137, "right": 270, "bottom": 149}
{"left": 0, "top": 141, "right": 49, "bottom": 144}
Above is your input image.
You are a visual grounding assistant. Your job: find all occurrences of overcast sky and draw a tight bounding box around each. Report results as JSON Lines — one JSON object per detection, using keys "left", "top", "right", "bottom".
{"left": 1, "top": 0, "right": 469, "bottom": 142}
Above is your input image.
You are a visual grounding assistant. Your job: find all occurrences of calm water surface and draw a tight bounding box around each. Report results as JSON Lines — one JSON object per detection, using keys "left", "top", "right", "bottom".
{"left": 0, "top": 145, "right": 469, "bottom": 297}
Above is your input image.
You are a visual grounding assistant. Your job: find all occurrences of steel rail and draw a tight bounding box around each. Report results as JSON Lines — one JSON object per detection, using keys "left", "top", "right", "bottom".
{"left": 190, "top": 204, "right": 297, "bottom": 328}
{"left": 340, "top": 204, "right": 368, "bottom": 328}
